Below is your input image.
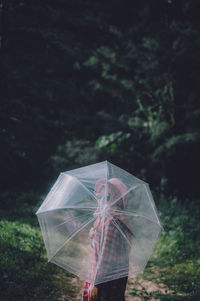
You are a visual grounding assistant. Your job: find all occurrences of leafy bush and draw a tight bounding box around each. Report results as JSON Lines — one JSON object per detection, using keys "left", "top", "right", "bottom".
{"left": 143, "top": 195, "right": 200, "bottom": 298}
{"left": 0, "top": 192, "right": 77, "bottom": 301}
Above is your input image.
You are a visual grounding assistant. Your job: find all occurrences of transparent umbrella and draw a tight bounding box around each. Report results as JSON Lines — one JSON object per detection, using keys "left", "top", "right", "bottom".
{"left": 36, "top": 161, "right": 163, "bottom": 286}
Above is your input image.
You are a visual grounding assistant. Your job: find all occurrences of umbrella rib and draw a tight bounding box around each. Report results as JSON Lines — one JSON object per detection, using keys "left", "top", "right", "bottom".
{"left": 64, "top": 173, "right": 99, "bottom": 204}
{"left": 110, "top": 209, "right": 162, "bottom": 227}
{"left": 110, "top": 184, "right": 142, "bottom": 208}
{"left": 110, "top": 184, "right": 162, "bottom": 228}
{"left": 127, "top": 213, "right": 161, "bottom": 227}
{"left": 50, "top": 212, "right": 94, "bottom": 235}
{"left": 113, "top": 214, "right": 161, "bottom": 261}
{"left": 112, "top": 219, "right": 132, "bottom": 247}
{"left": 144, "top": 184, "right": 162, "bottom": 227}
{"left": 36, "top": 173, "right": 64, "bottom": 214}
{"left": 48, "top": 216, "right": 96, "bottom": 263}
{"left": 36, "top": 206, "right": 96, "bottom": 214}
{"left": 112, "top": 218, "right": 151, "bottom": 258}
{"left": 113, "top": 211, "right": 163, "bottom": 257}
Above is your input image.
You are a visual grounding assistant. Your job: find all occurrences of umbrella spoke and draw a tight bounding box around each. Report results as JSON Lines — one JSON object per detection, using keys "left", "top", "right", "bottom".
{"left": 50, "top": 211, "right": 94, "bottom": 235}
{"left": 112, "top": 216, "right": 153, "bottom": 258}
{"left": 112, "top": 218, "right": 132, "bottom": 247}
{"left": 36, "top": 161, "right": 163, "bottom": 284}
{"left": 109, "top": 184, "right": 142, "bottom": 208}
{"left": 48, "top": 216, "right": 96, "bottom": 263}
{"left": 37, "top": 206, "right": 97, "bottom": 214}
{"left": 110, "top": 209, "right": 162, "bottom": 228}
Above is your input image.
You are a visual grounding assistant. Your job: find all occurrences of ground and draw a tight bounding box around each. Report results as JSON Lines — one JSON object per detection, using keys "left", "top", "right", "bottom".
{"left": 56, "top": 273, "right": 175, "bottom": 301}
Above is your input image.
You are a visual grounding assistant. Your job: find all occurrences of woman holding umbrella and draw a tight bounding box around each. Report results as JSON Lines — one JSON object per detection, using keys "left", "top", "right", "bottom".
{"left": 82, "top": 178, "right": 135, "bottom": 301}
{"left": 36, "top": 161, "right": 162, "bottom": 301}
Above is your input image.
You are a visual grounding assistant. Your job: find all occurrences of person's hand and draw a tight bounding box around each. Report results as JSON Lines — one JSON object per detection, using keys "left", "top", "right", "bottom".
{"left": 89, "top": 227, "right": 95, "bottom": 238}
{"left": 88, "top": 285, "right": 98, "bottom": 300}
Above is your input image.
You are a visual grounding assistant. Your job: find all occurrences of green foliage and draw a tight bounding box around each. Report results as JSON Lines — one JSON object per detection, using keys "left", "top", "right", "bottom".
{"left": 51, "top": 139, "right": 99, "bottom": 173}
{"left": 141, "top": 196, "right": 200, "bottom": 298}
{"left": 0, "top": 194, "right": 78, "bottom": 301}
{"left": 155, "top": 196, "right": 200, "bottom": 263}
{"left": 96, "top": 131, "right": 131, "bottom": 152}
{"left": 126, "top": 196, "right": 200, "bottom": 300}
{"left": 1, "top": 0, "right": 200, "bottom": 299}
{"left": 1, "top": 191, "right": 200, "bottom": 300}
{"left": 1, "top": 0, "right": 200, "bottom": 200}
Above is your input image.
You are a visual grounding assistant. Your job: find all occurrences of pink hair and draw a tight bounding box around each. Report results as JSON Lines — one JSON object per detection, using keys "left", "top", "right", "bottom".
{"left": 94, "top": 178, "right": 127, "bottom": 200}
{"left": 108, "top": 178, "right": 127, "bottom": 200}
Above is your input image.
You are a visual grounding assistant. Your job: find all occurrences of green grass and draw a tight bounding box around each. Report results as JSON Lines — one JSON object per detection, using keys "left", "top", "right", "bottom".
{"left": 0, "top": 192, "right": 78, "bottom": 301}
{"left": 0, "top": 191, "right": 200, "bottom": 300}
{"left": 129, "top": 195, "right": 200, "bottom": 300}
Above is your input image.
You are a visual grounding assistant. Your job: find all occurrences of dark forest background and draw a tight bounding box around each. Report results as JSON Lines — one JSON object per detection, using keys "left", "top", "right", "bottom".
{"left": 0, "top": 0, "right": 200, "bottom": 300}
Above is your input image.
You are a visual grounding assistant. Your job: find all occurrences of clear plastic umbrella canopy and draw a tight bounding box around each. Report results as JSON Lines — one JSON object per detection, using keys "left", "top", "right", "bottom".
{"left": 36, "top": 161, "right": 163, "bottom": 286}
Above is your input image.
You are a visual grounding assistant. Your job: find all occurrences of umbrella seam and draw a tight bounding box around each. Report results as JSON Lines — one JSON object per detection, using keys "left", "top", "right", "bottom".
{"left": 109, "top": 183, "right": 142, "bottom": 208}
{"left": 63, "top": 173, "right": 99, "bottom": 204}
{"left": 110, "top": 209, "right": 163, "bottom": 227}
{"left": 48, "top": 216, "right": 96, "bottom": 263}
{"left": 37, "top": 207, "right": 96, "bottom": 214}
{"left": 112, "top": 219, "right": 132, "bottom": 247}
{"left": 144, "top": 184, "right": 162, "bottom": 228}
{"left": 49, "top": 212, "right": 94, "bottom": 235}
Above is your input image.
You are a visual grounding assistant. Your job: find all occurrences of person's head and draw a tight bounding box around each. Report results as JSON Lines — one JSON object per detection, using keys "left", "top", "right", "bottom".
{"left": 94, "top": 178, "right": 126, "bottom": 209}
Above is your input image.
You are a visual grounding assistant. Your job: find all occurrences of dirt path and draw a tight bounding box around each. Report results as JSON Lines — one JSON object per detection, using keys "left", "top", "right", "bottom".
{"left": 66, "top": 274, "right": 174, "bottom": 301}
{"left": 125, "top": 275, "right": 173, "bottom": 300}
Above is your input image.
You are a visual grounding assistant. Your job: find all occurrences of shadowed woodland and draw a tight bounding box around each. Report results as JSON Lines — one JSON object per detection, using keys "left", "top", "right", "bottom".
{"left": 0, "top": 0, "right": 200, "bottom": 300}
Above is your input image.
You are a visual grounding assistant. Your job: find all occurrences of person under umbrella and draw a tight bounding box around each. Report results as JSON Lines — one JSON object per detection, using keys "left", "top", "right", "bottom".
{"left": 82, "top": 178, "right": 135, "bottom": 301}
